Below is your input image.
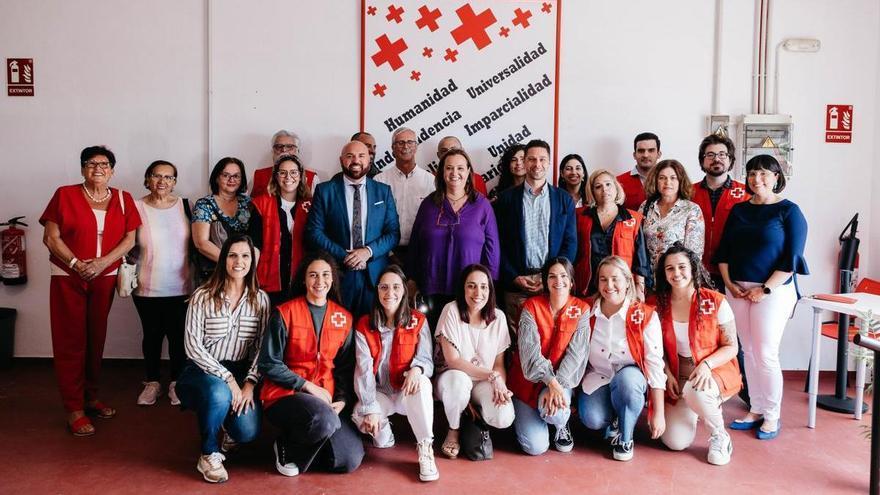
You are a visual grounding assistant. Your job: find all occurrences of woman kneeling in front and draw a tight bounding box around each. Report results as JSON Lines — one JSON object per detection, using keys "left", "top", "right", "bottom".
{"left": 176, "top": 234, "right": 270, "bottom": 483}
{"left": 508, "top": 257, "right": 590, "bottom": 455}
{"left": 351, "top": 265, "right": 438, "bottom": 481}
{"left": 578, "top": 256, "right": 666, "bottom": 461}
{"left": 655, "top": 243, "right": 741, "bottom": 465}
{"left": 258, "top": 251, "right": 363, "bottom": 477}
{"left": 434, "top": 264, "right": 515, "bottom": 459}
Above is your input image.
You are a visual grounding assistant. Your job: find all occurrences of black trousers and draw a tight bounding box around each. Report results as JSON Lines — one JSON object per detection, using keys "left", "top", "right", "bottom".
{"left": 132, "top": 295, "right": 188, "bottom": 381}
{"left": 264, "top": 393, "right": 364, "bottom": 473}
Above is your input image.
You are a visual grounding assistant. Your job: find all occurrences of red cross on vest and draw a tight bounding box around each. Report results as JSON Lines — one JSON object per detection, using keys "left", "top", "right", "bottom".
{"left": 730, "top": 187, "right": 745, "bottom": 199}
{"left": 622, "top": 218, "right": 636, "bottom": 228}
{"left": 406, "top": 315, "right": 419, "bottom": 330}
{"left": 565, "top": 305, "right": 582, "bottom": 319}
{"left": 630, "top": 308, "right": 645, "bottom": 325}
{"left": 331, "top": 311, "right": 347, "bottom": 328}
{"left": 699, "top": 298, "right": 717, "bottom": 316}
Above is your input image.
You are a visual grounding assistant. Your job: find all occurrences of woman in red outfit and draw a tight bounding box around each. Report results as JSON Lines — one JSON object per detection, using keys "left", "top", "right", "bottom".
{"left": 40, "top": 145, "right": 141, "bottom": 436}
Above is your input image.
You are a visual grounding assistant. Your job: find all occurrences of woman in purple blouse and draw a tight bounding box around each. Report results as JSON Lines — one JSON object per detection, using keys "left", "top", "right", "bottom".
{"left": 408, "top": 149, "right": 500, "bottom": 331}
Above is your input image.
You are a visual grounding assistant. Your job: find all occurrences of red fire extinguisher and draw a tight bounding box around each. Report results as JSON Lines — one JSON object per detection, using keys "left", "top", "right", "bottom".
{"left": 1, "top": 216, "right": 28, "bottom": 285}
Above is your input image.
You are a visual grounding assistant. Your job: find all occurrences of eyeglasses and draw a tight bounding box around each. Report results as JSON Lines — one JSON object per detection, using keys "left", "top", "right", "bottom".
{"left": 703, "top": 152, "right": 730, "bottom": 160}
{"left": 393, "top": 140, "right": 417, "bottom": 148}
{"left": 150, "top": 174, "right": 176, "bottom": 182}
{"left": 273, "top": 143, "right": 298, "bottom": 152}
{"left": 84, "top": 161, "right": 112, "bottom": 170}
{"left": 220, "top": 172, "right": 242, "bottom": 182}
{"left": 276, "top": 170, "right": 300, "bottom": 179}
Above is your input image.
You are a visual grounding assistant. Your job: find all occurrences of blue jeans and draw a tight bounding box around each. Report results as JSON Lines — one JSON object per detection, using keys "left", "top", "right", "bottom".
{"left": 577, "top": 365, "right": 646, "bottom": 444}
{"left": 176, "top": 361, "right": 261, "bottom": 454}
{"left": 512, "top": 387, "right": 572, "bottom": 456}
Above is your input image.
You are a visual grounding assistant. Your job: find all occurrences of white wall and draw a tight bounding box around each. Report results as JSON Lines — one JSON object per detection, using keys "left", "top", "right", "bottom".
{"left": 1, "top": 0, "right": 878, "bottom": 370}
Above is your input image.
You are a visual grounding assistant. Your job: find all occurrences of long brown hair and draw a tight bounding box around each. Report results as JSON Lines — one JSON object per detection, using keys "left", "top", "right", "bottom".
{"left": 653, "top": 242, "right": 715, "bottom": 334}
{"left": 369, "top": 265, "right": 413, "bottom": 330}
{"left": 455, "top": 264, "right": 497, "bottom": 324}
{"left": 642, "top": 159, "right": 693, "bottom": 215}
{"left": 200, "top": 234, "right": 261, "bottom": 312}
{"left": 267, "top": 154, "right": 311, "bottom": 200}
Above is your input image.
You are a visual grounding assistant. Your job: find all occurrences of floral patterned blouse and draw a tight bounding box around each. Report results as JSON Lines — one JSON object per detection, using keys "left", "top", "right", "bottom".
{"left": 639, "top": 198, "right": 705, "bottom": 270}
{"left": 191, "top": 194, "right": 251, "bottom": 234}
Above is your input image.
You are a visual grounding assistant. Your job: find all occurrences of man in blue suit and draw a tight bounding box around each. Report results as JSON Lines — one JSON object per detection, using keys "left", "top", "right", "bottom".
{"left": 307, "top": 140, "right": 400, "bottom": 316}
{"left": 494, "top": 139, "right": 577, "bottom": 334}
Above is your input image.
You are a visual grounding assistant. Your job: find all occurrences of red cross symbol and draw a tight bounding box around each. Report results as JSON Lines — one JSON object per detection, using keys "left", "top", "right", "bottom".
{"left": 371, "top": 34, "right": 408, "bottom": 71}
{"left": 622, "top": 218, "right": 636, "bottom": 228}
{"left": 415, "top": 5, "right": 442, "bottom": 31}
{"left": 406, "top": 316, "right": 419, "bottom": 330}
{"left": 422, "top": 46, "right": 433, "bottom": 58}
{"left": 700, "top": 299, "right": 717, "bottom": 316}
{"left": 512, "top": 8, "right": 532, "bottom": 28}
{"left": 367, "top": 5, "right": 377, "bottom": 16}
{"left": 444, "top": 48, "right": 459, "bottom": 62}
{"left": 498, "top": 26, "right": 510, "bottom": 37}
{"left": 542, "top": 2, "right": 553, "bottom": 14}
{"left": 410, "top": 70, "right": 421, "bottom": 81}
{"left": 730, "top": 187, "right": 745, "bottom": 199}
{"left": 372, "top": 83, "right": 387, "bottom": 97}
{"left": 331, "top": 311, "right": 347, "bottom": 328}
{"left": 630, "top": 308, "right": 644, "bottom": 325}
{"left": 301, "top": 201, "right": 311, "bottom": 212}
{"left": 386, "top": 4, "right": 404, "bottom": 23}
{"left": 450, "top": 4, "right": 497, "bottom": 50}
{"left": 565, "top": 306, "right": 582, "bottom": 319}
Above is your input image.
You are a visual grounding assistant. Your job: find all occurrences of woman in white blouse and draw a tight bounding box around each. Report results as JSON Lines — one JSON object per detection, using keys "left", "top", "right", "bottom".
{"left": 639, "top": 159, "right": 705, "bottom": 270}
{"left": 434, "top": 264, "right": 515, "bottom": 459}
{"left": 577, "top": 256, "right": 666, "bottom": 462}
{"left": 175, "top": 234, "right": 270, "bottom": 483}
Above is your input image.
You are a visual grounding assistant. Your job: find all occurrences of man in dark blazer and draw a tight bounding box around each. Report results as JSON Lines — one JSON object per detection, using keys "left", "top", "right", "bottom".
{"left": 494, "top": 139, "right": 577, "bottom": 334}
{"left": 307, "top": 140, "right": 400, "bottom": 316}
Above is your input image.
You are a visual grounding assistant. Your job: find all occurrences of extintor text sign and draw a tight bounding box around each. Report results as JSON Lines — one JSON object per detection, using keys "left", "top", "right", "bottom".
{"left": 825, "top": 104, "right": 852, "bottom": 143}
{"left": 7, "top": 58, "right": 34, "bottom": 97}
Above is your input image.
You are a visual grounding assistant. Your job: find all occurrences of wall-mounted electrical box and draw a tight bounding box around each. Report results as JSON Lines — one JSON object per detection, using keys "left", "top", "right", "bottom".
{"left": 707, "top": 115, "right": 731, "bottom": 138}
{"left": 738, "top": 114, "right": 793, "bottom": 180}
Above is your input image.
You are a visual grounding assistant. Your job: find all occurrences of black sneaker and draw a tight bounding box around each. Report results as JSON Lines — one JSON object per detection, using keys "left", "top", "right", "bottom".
{"left": 553, "top": 424, "right": 574, "bottom": 453}
{"left": 612, "top": 440, "right": 634, "bottom": 461}
{"left": 273, "top": 438, "right": 300, "bottom": 477}
{"left": 605, "top": 417, "right": 620, "bottom": 445}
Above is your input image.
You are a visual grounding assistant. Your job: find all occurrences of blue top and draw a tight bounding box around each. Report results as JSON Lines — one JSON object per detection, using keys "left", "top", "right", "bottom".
{"left": 713, "top": 199, "right": 809, "bottom": 285}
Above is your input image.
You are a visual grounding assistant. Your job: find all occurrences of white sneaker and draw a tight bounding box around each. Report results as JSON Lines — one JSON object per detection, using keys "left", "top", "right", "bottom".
{"left": 613, "top": 440, "right": 634, "bottom": 461}
{"left": 137, "top": 381, "right": 162, "bottom": 406}
{"left": 197, "top": 452, "right": 228, "bottom": 483}
{"left": 168, "top": 381, "right": 181, "bottom": 406}
{"left": 707, "top": 432, "right": 733, "bottom": 466}
{"left": 273, "top": 438, "right": 300, "bottom": 477}
{"left": 417, "top": 439, "right": 439, "bottom": 482}
{"left": 373, "top": 425, "right": 396, "bottom": 448}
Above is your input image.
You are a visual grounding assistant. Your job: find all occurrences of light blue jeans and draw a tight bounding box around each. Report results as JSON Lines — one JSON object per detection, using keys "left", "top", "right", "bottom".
{"left": 577, "top": 365, "right": 646, "bottom": 444}
{"left": 512, "top": 387, "right": 572, "bottom": 455}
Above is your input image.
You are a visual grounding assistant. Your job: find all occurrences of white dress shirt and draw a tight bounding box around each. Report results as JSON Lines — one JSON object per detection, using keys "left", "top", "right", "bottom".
{"left": 375, "top": 165, "right": 435, "bottom": 246}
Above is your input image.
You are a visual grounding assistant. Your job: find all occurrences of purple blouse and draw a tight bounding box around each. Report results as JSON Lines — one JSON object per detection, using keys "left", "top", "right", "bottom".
{"left": 408, "top": 193, "right": 500, "bottom": 295}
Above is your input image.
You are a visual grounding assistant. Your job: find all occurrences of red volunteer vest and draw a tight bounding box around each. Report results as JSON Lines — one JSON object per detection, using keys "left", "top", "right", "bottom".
{"left": 355, "top": 311, "right": 426, "bottom": 390}
{"left": 471, "top": 172, "right": 488, "bottom": 196}
{"left": 251, "top": 194, "right": 310, "bottom": 293}
{"left": 573, "top": 207, "right": 643, "bottom": 296}
{"left": 617, "top": 172, "right": 646, "bottom": 212}
{"left": 508, "top": 295, "right": 591, "bottom": 408}
{"left": 252, "top": 166, "right": 317, "bottom": 197}
{"left": 260, "top": 297, "right": 352, "bottom": 409}
{"left": 692, "top": 180, "right": 749, "bottom": 274}
{"left": 659, "top": 288, "right": 742, "bottom": 402}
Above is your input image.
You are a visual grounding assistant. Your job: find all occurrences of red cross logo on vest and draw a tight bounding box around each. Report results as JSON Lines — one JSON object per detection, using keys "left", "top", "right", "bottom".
{"left": 700, "top": 299, "right": 717, "bottom": 316}
{"left": 630, "top": 308, "right": 644, "bottom": 325}
{"left": 565, "top": 305, "right": 582, "bottom": 319}
{"left": 730, "top": 187, "right": 745, "bottom": 199}
{"left": 622, "top": 218, "right": 636, "bottom": 228}
{"left": 331, "top": 312, "right": 347, "bottom": 328}
{"left": 301, "top": 201, "right": 311, "bottom": 213}
{"left": 406, "top": 315, "right": 419, "bottom": 330}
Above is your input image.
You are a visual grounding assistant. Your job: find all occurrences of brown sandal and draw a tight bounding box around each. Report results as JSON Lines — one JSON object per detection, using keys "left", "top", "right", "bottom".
{"left": 441, "top": 431, "right": 460, "bottom": 459}
{"left": 85, "top": 401, "right": 116, "bottom": 419}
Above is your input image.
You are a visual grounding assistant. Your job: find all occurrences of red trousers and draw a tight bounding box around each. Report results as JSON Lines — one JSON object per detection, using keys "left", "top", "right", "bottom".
{"left": 49, "top": 275, "right": 116, "bottom": 412}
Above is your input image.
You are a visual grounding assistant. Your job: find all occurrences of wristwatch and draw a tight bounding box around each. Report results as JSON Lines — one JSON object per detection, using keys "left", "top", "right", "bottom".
{"left": 761, "top": 284, "right": 772, "bottom": 295}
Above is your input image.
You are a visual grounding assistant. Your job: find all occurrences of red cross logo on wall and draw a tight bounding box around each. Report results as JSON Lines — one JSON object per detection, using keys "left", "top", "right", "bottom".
{"left": 372, "top": 83, "right": 387, "bottom": 97}
{"left": 542, "top": 2, "right": 553, "bottom": 14}
{"left": 565, "top": 306, "right": 582, "bottom": 319}
{"left": 406, "top": 316, "right": 419, "bottom": 330}
{"left": 622, "top": 218, "right": 636, "bottom": 228}
{"left": 422, "top": 47, "right": 433, "bottom": 58}
{"left": 444, "top": 48, "right": 459, "bottom": 62}
{"left": 367, "top": 5, "right": 377, "bottom": 16}
{"left": 630, "top": 308, "right": 644, "bottom": 325}
{"left": 700, "top": 299, "right": 717, "bottom": 316}
{"left": 386, "top": 4, "right": 405, "bottom": 23}
{"left": 512, "top": 8, "right": 532, "bottom": 28}
{"left": 410, "top": 70, "right": 421, "bottom": 81}
{"left": 450, "top": 4, "right": 497, "bottom": 50}
{"left": 730, "top": 187, "right": 745, "bottom": 199}
{"left": 371, "top": 34, "right": 408, "bottom": 71}
{"left": 499, "top": 26, "right": 510, "bottom": 37}
{"left": 415, "top": 5, "right": 442, "bottom": 31}
{"left": 331, "top": 312, "right": 347, "bottom": 328}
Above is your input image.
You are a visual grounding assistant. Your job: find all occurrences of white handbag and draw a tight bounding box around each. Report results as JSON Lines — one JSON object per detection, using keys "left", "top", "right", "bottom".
{"left": 116, "top": 189, "right": 138, "bottom": 297}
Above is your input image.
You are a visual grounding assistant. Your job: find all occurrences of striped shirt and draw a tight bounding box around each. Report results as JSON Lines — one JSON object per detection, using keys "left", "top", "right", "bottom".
{"left": 184, "top": 287, "right": 270, "bottom": 383}
{"left": 522, "top": 181, "right": 550, "bottom": 269}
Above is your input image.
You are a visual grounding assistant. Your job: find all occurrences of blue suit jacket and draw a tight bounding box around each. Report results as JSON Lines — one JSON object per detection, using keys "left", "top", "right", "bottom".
{"left": 494, "top": 183, "right": 577, "bottom": 287}
{"left": 306, "top": 174, "right": 400, "bottom": 284}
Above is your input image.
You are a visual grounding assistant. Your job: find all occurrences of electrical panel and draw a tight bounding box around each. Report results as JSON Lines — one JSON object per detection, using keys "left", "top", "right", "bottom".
{"left": 737, "top": 114, "right": 793, "bottom": 179}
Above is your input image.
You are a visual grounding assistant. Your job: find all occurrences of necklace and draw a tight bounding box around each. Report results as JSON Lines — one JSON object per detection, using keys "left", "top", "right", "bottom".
{"left": 82, "top": 184, "right": 111, "bottom": 203}
{"left": 447, "top": 193, "right": 467, "bottom": 203}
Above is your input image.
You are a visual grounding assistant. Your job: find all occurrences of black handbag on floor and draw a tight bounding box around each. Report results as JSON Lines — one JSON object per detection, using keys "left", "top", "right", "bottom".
{"left": 459, "top": 405, "right": 493, "bottom": 461}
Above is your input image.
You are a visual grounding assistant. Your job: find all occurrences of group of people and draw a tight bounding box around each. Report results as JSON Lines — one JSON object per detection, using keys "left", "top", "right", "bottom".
{"left": 39, "top": 128, "right": 808, "bottom": 484}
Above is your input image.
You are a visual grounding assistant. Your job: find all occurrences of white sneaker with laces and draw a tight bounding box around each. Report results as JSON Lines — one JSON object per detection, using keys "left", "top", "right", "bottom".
{"left": 168, "top": 381, "right": 181, "bottom": 406}
{"left": 137, "top": 381, "right": 162, "bottom": 406}
{"left": 273, "top": 438, "right": 300, "bottom": 477}
{"left": 197, "top": 452, "right": 228, "bottom": 483}
{"left": 417, "top": 439, "right": 439, "bottom": 482}
{"left": 553, "top": 424, "right": 574, "bottom": 453}
{"left": 707, "top": 432, "right": 733, "bottom": 466}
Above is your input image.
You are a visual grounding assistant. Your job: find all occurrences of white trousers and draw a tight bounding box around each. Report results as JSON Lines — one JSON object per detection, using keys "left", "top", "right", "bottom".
{"left": 435, "top": 370, "right": 515, "bottom": 430}
{"left": 661, "top": 357, "right": 727, "bottom": 451}
{"left": 726, "top": 280, "right": 797, "bottom": 422}
{"left": 351, "top": 374, "right": 434, "bottom": 444}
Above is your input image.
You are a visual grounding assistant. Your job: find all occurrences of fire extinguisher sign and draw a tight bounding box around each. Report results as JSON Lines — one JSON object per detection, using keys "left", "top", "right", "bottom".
{"left": 7, "top": 58, "right": 34, "bottom": 97}
{"left": 825, "top": 104, "right": 853, "bottom": 143}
